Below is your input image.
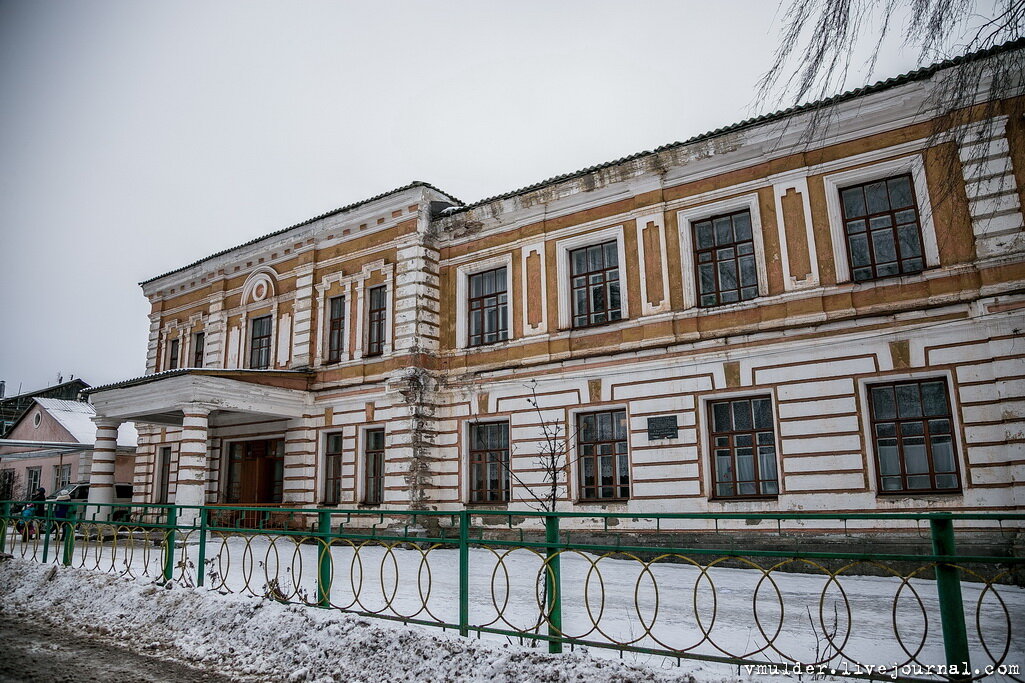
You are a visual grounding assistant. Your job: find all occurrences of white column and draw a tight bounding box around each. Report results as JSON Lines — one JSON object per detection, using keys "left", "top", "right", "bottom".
{"left": 86, "top": 417, "right": 122, "bottom": 520}
{"left": 175, "top": 404, "right": 212, "bottom": 525}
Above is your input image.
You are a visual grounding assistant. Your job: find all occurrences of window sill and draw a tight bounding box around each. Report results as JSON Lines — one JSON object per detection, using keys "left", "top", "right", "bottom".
{"left": 567, "top": 317, "right": 629, "bottom": 334}
{"left": 876, "top": 488, "right": 961, "bottom": 497}
{"left": 465, "top": 501, "right": 510, "bottom": 509}
{"left": 708, "top": 495, "right": 779, "bottom": 503}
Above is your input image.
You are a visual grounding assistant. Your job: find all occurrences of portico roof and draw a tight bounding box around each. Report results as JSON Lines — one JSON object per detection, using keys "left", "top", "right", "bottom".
{"left": 84, "top": 369, "right": 314, "bottom": 426}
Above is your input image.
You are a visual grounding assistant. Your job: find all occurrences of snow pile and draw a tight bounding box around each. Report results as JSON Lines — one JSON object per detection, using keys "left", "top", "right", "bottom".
{"left": 0, "top": 559, "right": 739, "bottom": 683}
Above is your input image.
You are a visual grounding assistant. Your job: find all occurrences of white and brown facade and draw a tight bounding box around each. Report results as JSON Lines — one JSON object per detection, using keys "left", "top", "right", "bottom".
{"left": 83, "top": 46, "right": 1025, "bottom": 523}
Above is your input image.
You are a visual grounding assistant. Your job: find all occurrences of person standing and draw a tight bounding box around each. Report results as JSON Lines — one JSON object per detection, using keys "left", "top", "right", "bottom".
{"left": 53, "top": 493, "right": 72, "bottom": 540}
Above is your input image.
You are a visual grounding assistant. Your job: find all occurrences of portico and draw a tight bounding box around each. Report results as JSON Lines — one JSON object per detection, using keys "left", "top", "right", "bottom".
{"left": 82, "top": 369, "right": 313, "bottom": 522}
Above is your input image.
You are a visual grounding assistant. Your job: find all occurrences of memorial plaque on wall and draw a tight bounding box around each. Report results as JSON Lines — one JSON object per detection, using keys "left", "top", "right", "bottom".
{"left": 647, "top": 415, "right": 679, "bottom": 440}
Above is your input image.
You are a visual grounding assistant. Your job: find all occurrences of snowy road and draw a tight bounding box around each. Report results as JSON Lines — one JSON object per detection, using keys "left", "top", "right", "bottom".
{"left": 0, "top": 615, "right": 240, "bottom": 683}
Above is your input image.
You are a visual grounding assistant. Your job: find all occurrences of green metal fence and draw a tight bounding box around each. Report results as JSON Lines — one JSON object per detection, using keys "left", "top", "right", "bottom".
{"left": 2, "top": 501, "right": 1022, "bottom": 682}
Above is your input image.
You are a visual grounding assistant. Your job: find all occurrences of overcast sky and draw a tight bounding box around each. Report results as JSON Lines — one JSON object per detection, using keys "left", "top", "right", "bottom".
{"left": 0, "top": 1, "right": 952, "bottom": 395}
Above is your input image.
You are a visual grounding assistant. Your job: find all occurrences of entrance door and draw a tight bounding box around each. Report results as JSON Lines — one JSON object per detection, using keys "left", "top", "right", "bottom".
{"left": 225, "top": 439, "right": 284, "bottom": 504}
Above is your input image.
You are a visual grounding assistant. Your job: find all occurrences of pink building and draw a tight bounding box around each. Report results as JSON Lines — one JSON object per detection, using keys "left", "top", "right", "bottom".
{"left": 0, "top": 398, "right": 135, "bottom": 499}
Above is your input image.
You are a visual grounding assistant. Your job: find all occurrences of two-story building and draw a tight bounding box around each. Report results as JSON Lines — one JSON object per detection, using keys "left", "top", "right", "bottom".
{"left": 82, "top": 42, "right": 1025, "bottom": 527}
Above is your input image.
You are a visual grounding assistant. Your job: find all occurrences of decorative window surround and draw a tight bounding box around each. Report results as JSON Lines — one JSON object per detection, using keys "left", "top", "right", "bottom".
{"left": 677, "top": 194, "right": 769, "bottom": 310}
{"left": 822, "top": 155, "right": 939, "bottom": 283}
{"left": 555, "top": 226, "right": 628, "bottom": 330}
{"left": 456, "top": 254, "right": 513, "bottom": 350}
{"left": 772, "top": 177, "right": 820, "bottom": 290}
{"left": 238, "top": 268, "right": 280, "bottom": 370}
{"left": 353, "top": 260, "right": 394, "bottom": 360}
{"left": 855, "top": 369, "right": 967, "bottom": 497}
{"left": 566, "top": 403, "right": 630, "bottom": 503}
{"left": 314, "top": 272, "right": 354, "bottom": 366}
{"left": 463, "top": 417, "right": 511, "bottom": 503}
{"left": 697, "top": 387, "right": 784, "bottom": 502}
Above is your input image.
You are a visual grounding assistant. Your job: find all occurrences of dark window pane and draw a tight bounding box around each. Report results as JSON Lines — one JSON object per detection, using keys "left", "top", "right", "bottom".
{"left": 578, "top": 410, "right": 628, "bottom": 501}
{"left": 870, "top": 378, "right": 959, "bottom": 494}
{"left": 709, "top": 397, "right": 777, "bottom": 499}
{"left": 841, "top": 187, "right": 866, "bottom": 217}
{"left": 692, "top": 210, "right": 757, "bottom": 308}
{"left": 840, "top": 174, "right": 924, "bottom": 282}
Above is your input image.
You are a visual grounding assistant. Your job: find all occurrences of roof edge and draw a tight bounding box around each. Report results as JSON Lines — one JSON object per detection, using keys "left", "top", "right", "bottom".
{"left": 441, "top": 37, "right": 1025, "bottom": 217}
{"left": 140, "top": 181, "right": 462, "bottom": 287}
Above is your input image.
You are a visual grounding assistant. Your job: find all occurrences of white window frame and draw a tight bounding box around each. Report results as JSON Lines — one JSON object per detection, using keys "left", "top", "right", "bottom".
{"left": 855, "top": 370, "right": 967, "bottom": 497}
{"left": 567, "top": 404, "right": 631, "bottom": 504}
{"left": 26, "top": 466, "right": 42, "bottom": 497}
{"left": 357, "top": 425, "right": 387, "bottom": 505}
{"left": 822, "top": 154, "right": 939, "bottom": 284}
{"left": 320, "top": 430, "right": 348, "bottom": 506}
{"left": 677, "top": 193, "right": 769, "bottom": 310}
{"left": 697, "top": 389, "right": 783, "bottom": 502}
{"left": 463, "top": 417, "right": 512, "bottom": 504}
{"left": 555, "top": 226, "right": 629, "bottom": 330}
{"left": 456, "top": 254, "right": 513, "bottom": 350}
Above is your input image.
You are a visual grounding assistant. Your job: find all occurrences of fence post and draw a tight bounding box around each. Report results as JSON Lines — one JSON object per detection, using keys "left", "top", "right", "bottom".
{"left": 41, "top": 503, "right": 52, "bottom": 563}
{"left": 459, "top": 510, "right": 469, "bottom": 637}
{"left": 545, "top": 514, "right": 563, "bottom": 654}
{"left": 61, "top": 509, "right": 76, "bottom": 567}
{"left": 0, "top": 502, "right": 9, "bottom": 551}
{"left": 930, "top": 516, "right": 970, "bottom": 681}
{"left": 196, "top": 507, "right": 208, "bottom": 588}
{"left": 317, "top": 510, "right": 333, "bottom": 607}
{"left": 162, "top": 505, "right": 178, "bottom": 583}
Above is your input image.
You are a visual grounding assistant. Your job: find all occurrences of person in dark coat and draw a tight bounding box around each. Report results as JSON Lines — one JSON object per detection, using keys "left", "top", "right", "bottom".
{"left": 53, "top": 493, "right": 73, "bottom": 540}
{"left": 30, "top": 487, "right": 47, "bottom": 528}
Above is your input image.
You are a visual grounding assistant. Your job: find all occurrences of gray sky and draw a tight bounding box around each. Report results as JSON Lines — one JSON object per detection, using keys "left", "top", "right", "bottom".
{"left": 0, "top": 1, "right": 938, "bottom": 395}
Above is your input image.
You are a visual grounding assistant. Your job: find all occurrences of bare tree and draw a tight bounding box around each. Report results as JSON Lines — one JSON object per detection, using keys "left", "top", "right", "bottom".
{"left": 758, "top": 0, "right": 1024, "bottom": 111}
{"left": 463, "top": 378, "right": 582, "bottom": 513}
{"left": 0, "top": 468, "right": 24, "bottom": 502}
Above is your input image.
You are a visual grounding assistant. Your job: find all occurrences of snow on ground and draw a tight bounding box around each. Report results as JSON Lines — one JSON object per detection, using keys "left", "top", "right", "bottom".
{"left": 5, "top": 529, "right": 1024, "bottom": 681}
{"left": 0, "top": 558, "right": 745, "bottom": 683}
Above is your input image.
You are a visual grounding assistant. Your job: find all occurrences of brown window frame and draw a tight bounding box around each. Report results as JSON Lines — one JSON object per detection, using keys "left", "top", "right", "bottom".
{"left": 363, "top": 428, "right": 385, "bottom": 505}
{"left": 249, "top": 315, "right": 273, "bottom": 369}
{"left": 468, "top": 421, "right": 510, "bottom": 503}
{"left": 569, "top": 240, "right": 622, "bottom": 329}
{"left": 576, "top": 409, "right": 629, "bottom": 501}
{"left": 691, "top": 209, "right": 759, "bottom": 307}
{"left": 365, "top": 286, "right": 387, "bottom": 357}
{"left": 323, "top": 433, "right": 344, "bottom": 506}
{"left": 467, "top": 267, "right": 509, "bottom": 347}
{"left": 708, "top": 396, "right": 779, "bottom": 500}
{"left": 168, "top": 338, "right": 180, "bottom": 370}
{"left": 327, "top": 295, "right": 346, "bottom": 363}
{"left": 839, "top": 173, "right": 925, "bottom": 283}
{"left": 192, "top": 332, "right": 205, "bottom": 368}
{"left": 156, "top": 446, "right": 172, "bottom": 504}
{"left": 868, "top": 378, "right": 961, "bottom": 494}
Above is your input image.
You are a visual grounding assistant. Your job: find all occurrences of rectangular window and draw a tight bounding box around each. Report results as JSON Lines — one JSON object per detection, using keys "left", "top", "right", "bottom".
{"left": 249, "top": 315, "right": 273, "bottom": 369}
{"left": 26, "top": 467, "right": 41, "bottom": 498}
{"left": 868, "top": 379, "right": 960, "bottom": 493}
{"left": 577, "top": 409, "right": 629, "bottom": 500}
{"left": 709, "top": 396, "right": 778, "bottom": 498}
{"left": 156, "top": 446, "right": 172, "bottom": 504}
{"left": 168, "top": 338, "right": 180, "bottom": 370}
{"left": 193, "top": 332, "right": 205, "bottom": 368}
{"left": 52, "top": 463, "right": 71, "bottom": 490}
{"left": 569, "top": 240, "right": 621, "bottom": 328}
{"left": 468, "top": 268, "right": 509, "bottom": 347}
{"left": 692, "top": 209, "right": 758, "bottom": 307}
{"left": 840, "top": 174, "right": 925, "bottom": 282}
{"left": 365, "top": 286, "right": 387, "bottom": 357}
{"left": 327, "top": 295, "right": 346, "bottom": 363}
{"left": 324, "top": 433, "right": 344, "bottom": 505}
{"left": 363, "top": 429, "right": 385, "bottom": 504}
{"left": 469, "top": 422, "right": 510, "bottom": 503}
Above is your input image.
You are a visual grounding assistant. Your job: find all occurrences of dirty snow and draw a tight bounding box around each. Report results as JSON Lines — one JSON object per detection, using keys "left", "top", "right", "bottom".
{"left": 0, "top": 558, "right": 746, "bottom": 683}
